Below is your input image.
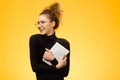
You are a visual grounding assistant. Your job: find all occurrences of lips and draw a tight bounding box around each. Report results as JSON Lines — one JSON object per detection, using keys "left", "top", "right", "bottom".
{"left": 38, "top": 27, "right": 46, "bottom": 34}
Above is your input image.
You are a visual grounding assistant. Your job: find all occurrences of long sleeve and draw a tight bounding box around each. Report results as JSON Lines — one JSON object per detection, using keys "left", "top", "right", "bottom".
{"left": 57, "top": 39, "right": 70, "bottom": 77}
{"left": 29, "top": 35, "right": 58, "bottom": 73}
{"left": 29, "top": 34, "right": 70, "bottom": 80}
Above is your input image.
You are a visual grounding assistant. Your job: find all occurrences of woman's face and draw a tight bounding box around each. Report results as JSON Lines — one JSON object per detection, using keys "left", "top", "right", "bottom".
{"left": 37, "top": 14, "right": 55, "bottom": 36}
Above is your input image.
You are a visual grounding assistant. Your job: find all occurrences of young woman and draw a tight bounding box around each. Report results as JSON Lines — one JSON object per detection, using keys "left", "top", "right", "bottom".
{"left": 29, "top": 2, "right": 70, "bottom": 80}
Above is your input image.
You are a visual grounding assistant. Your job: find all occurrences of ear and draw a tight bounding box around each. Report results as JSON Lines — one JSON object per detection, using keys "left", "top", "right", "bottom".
{"left": 51, "top": 21, "right": 55, "bottom": 28}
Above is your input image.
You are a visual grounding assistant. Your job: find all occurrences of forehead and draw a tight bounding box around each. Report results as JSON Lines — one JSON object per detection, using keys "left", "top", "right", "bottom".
{"left": 38, "top": 14, "right": 50, "bottom": 21}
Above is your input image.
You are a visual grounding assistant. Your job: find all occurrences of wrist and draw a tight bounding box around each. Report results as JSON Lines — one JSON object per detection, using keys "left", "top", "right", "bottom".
{"left": 56, "top": 64, "right": 61, "bottom": 69}
{"left": 56, "top": 64, "right": 60, "bottom": 69}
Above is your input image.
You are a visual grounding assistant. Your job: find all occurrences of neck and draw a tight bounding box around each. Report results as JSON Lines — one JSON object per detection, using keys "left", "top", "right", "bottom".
{"left": 46, "top": 31, "right": 55, "bottom": 36}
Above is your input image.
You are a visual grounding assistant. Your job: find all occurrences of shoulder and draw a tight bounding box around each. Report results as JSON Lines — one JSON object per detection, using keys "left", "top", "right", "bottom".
{"left": 30, "top": 34, "right": 42, "bottom": 40}
{"left": 57, "top": 38, "right": 70, "bottom": 44}
{"left": 57, "top": 38, "right": 70, "bottom": 48}
{"left": 29, "top": 34, "right": 43, "bottom": 43}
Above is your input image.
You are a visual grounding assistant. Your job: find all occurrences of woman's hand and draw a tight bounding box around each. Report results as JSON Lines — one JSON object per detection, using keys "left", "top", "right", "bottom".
{"left": 56, "top": 55, "right": 67, "bottom": 69}
{"left": 43, "top": 48, "right": 54, "bottom": 61}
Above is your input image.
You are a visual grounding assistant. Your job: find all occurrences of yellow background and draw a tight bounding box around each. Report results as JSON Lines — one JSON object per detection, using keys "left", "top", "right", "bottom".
{"left": 0, "top": 0, "right": 120, "bottom": 80}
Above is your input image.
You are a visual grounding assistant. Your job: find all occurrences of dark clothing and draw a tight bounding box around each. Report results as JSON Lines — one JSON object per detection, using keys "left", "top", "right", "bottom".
{"left": 29, "top": 33, "right": 70, "bottom": 80}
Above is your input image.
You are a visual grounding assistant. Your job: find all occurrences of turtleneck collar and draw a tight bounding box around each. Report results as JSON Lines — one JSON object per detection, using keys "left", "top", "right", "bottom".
{"left": 41, "top": 32, "right": 57, "bottom": 40}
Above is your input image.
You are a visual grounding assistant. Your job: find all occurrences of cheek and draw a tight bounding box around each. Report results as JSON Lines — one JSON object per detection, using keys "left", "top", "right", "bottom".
{"left": 45, "top": 24, "right": 52, "bottom": 30}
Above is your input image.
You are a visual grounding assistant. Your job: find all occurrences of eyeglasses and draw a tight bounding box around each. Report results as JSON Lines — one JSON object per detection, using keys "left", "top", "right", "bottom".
{"left": 35, "top": 20, "right": 51, "bottom": 25}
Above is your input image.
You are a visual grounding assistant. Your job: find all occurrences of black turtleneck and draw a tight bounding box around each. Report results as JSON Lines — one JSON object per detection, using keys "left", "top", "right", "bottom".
{"left": 29, "top": 33, "right": 70, "bottom": 80}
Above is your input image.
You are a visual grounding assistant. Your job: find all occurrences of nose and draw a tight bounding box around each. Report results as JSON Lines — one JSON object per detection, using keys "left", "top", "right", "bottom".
{"left": 38, "top": 24, "right": 41, "bottom": 28}
{"left": 38, "top": 23, "right": 44, "bottom": 30}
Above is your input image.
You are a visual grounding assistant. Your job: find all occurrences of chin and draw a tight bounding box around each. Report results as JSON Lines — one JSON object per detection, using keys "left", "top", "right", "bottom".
{"left": 41, "top": 32, "right": 47, "bottom": 35}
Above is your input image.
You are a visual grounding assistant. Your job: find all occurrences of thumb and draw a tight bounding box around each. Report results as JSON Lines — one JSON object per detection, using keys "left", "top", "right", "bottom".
{"left": 61, "top": 55, "right": 66, "bottom": 59}
{"left": 64, "top": 56, "right": 67, "bottom": 61}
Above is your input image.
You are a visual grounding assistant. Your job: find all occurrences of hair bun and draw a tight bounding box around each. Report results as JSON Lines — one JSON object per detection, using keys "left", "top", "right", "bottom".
{"left": 49, "top": 2, "right": 62, "bottom": 19}
{"left": 40, "top": 2, "right": 62, "bottom": 29}
{"left": 48, "top": 2, "right": 63, "bottom": 21}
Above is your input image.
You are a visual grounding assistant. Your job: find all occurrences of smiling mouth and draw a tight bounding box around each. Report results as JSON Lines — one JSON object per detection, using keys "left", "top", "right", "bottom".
{"left": 38, "top": 27, "right": 45, "bottom": 33}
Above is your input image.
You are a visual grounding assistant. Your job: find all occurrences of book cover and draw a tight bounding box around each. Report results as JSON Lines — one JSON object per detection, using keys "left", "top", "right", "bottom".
{"left": 42, "top": 42, "right": 69, "bottom": 65}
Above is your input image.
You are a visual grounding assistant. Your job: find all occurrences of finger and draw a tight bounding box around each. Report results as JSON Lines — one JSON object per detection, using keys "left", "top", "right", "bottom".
{"left": 44, "top": 51, "right": 48, "bottom": 54}
{"left": 64, "top": 56, "right": 67, "bottom": 61}
{"left": 61, "top": 55, "right": 66, "bottom": 59}
{"left": 45, "top": 48, "right": 50, "bottom": 52}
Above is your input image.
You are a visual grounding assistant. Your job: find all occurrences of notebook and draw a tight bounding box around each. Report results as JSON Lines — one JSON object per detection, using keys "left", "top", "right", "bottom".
{"left": 42, "top": 42, "right": 69, "bottom": 65}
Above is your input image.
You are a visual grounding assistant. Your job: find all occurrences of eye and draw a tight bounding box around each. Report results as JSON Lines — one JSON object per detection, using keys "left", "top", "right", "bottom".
{"left": 37, "top": 21, "right": 46, "bottom": 25}
{"left": 37, "top": 20, "right": 51, "bottom": 25}
{"left": 40, "top": 21, "right": 46, "bottom": 24}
